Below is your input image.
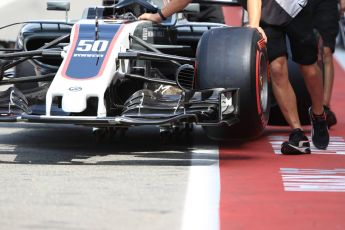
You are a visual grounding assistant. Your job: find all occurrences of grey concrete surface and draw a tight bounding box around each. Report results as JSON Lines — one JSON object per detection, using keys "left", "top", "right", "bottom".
{"left": 1, "top": 2, "right": 343, "bottom": 228}
{"left": 0, "top": 123, "right": 217, "bottom": 230}
{"left": 0, "top": 1, "right": 220, "bottom": 229}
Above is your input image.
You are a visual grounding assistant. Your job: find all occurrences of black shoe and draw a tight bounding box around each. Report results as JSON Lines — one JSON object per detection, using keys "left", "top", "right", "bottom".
{"left": 281, "top": 128, "right": 311, "bottom": 154}
{"left": 324, "top": 105, "right": 337, "bottom": 128}
{"left": 309, "top": 107, "right": 329, "bottom": 149}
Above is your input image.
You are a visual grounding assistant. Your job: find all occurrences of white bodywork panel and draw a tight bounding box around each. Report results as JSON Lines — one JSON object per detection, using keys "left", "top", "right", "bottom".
{"left": 46, "top": 20, "right": 141, "bottom": 117}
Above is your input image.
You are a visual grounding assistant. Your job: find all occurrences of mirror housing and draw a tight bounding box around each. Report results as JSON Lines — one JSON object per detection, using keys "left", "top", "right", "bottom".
{"left": 47, "top": 1, "right": 70, "bottom": 23}
{"left": 47, "top": 1, "right": 70, "bottom": 11}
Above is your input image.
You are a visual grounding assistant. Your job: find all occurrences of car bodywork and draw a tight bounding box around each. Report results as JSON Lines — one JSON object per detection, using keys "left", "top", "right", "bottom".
{"left": 0, "top": 0, "right": 270, "bottom": 140}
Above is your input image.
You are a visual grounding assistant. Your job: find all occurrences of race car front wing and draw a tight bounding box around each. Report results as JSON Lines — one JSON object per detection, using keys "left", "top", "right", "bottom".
{"left": 0, "top": 87, "right": 240, "bottom": 128}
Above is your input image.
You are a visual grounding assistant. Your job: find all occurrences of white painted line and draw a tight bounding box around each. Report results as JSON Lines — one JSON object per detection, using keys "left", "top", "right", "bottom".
{"left": 0, "top": 144, "right": 17, "bottom": 161}
{"left": 181, "top": 148, "right": 220, "bottom": 230}
{"left": 269, "top": 136, "right": 345, "bottom": 155}
{"left": 0, "top": 154, "right": 16, "bottom": 162}
{"left": 0, "top": 0, "right": 17, "bottom": 9}
{"left": 280, "top": 168, "right": 345, "bottom": 192}
{"left": 0, "top": 144, "right": 16, "bottom": 152}
{"left": 281, "top": 168, "right": 345, "bottom": 174}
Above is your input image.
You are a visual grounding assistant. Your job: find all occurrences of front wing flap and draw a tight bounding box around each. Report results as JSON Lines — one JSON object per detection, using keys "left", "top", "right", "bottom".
{"left": 0, "top": 88, "right": 240, "bottom": 127}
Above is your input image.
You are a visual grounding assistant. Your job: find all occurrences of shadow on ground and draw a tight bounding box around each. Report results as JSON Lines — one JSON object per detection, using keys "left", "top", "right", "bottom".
{"left": 0, "top": 123, "right": 223, "bottom": 166}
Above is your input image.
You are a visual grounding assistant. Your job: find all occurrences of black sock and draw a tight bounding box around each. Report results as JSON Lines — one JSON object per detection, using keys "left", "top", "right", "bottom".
{"left": 313, "top": 111, "right": 326, "bottom": 119}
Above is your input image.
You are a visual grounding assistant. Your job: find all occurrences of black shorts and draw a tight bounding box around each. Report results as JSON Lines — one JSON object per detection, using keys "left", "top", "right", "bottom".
{"left": 312, "top": 0, "right": 339, "bottom": 53}
{"left": 186, "top": 5, "right": 224, "bottom": 23}
{"left": 261, "top": 3, "right": 318, "bottom": 65}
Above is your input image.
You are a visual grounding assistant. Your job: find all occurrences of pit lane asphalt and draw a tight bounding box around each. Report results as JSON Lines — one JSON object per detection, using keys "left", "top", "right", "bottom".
{"left": 0, "top": 122, "right": 219, "bottom": 230}
{"left": 0, "top": 1, "right": 219, "bottom": 229}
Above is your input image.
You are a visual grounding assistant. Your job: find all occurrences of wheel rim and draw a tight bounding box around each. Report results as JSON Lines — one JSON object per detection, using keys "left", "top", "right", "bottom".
{"left": 259, "top": 52, "right": 269, "bottom": 113}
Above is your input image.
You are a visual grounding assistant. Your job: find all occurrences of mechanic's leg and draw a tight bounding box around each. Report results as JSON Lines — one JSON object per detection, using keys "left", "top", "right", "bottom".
{"left": 300, "top": 61, "right": 329, "bottom": 149}
{"left": 312, "top": 0, "right": 339, "bottom": 112}
{"left": 321, "top": 46, "right": 337, "bottom": 128}
{"left": 322, "top": 47, "right": 334, "bottom": 107}
{"left": 299, "top": 62, "right": 324, "bottom": 115}
{"left": 271, "top": 57, "right": 311, "bottom": 154}
{"left": 270, "top": 56, "right": 302, "bottom": 130}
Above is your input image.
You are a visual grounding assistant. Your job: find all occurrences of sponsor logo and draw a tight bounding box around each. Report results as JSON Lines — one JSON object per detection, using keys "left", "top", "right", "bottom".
{"left": 142, "top": 27, "right": 155, "bottom": 41}
{"left": 68, "top": 86, "right": 82, "bottom": 92}
{"left": 143, "top": 27, "right": 148, "bottom": 41}
{"left": 73, "top": 53, "right": 104, "bottom": 58}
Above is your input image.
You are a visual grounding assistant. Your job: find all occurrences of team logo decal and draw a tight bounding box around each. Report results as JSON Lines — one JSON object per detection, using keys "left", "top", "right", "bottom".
{"left": 68, "top": 86, "right": 82, "bottom": 92}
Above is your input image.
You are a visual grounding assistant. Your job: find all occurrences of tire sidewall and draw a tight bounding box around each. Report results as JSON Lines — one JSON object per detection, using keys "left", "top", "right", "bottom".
{"left": 196, "top": 27, "right": 270, "bottom": 140}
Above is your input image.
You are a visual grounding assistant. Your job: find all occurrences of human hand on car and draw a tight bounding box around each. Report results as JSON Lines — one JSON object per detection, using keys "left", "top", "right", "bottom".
{"left": 138, "top": 13, "right": 162, "bottom": 23}
{"left": 245, "top": 0, "right": 267, "bottom": 42}
{"left": 139, "top": 0, "right": 191, "bottom": 23}
{"left": 247, "top": 25, "right": 267, "bottom": 43}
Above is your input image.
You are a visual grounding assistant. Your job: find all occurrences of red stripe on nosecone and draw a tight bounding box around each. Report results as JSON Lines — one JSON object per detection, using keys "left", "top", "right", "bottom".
{"left": 61, "top": 24, "right": 79, "bottom": 78}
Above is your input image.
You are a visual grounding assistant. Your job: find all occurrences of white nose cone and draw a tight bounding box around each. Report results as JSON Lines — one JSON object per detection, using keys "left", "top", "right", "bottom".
{"left": 62, "top": 89, "right": 87, "bottom": 113}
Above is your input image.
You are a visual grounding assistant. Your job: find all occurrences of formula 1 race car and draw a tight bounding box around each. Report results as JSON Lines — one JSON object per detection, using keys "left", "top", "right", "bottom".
{"left": 0, "top": 0, "right": 270, "bottom": 141}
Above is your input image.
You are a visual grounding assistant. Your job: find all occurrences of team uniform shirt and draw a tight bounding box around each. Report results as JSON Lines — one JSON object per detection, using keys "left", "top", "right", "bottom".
{"left": 238, "top": 0, "right": 308, "bottom": 25}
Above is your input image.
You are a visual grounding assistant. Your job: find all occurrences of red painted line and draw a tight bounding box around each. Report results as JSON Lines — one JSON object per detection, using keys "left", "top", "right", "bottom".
{"left": 219, "top": 57, "right": 345, "bottom": 229}
{"left": 219, "top": 138, "right": 345, "bottom": 229}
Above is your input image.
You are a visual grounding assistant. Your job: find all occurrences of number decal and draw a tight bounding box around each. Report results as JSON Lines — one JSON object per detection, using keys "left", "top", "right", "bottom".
{"left": 92, "top": 40, "right": 109, "bottom": 52}
{"left": 76, "top": 40, "right": 109, "bottom": 52}
{"left": 76, "top": 40, "right": 93, "bottom": 52}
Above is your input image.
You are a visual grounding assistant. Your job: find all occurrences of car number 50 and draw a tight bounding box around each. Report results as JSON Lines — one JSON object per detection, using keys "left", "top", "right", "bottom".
{"left": 76, "top": 40, "right": 109, "bottom": 52}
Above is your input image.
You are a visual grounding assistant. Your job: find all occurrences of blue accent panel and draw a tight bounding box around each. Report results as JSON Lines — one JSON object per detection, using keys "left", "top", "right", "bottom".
{"left": 66, "top": 24, "right": 121, "bottom": 79}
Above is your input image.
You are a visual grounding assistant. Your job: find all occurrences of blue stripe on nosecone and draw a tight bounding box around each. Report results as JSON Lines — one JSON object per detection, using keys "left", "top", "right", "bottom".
{"left": 65, "top": 24, "right": 121, "bottom": 79}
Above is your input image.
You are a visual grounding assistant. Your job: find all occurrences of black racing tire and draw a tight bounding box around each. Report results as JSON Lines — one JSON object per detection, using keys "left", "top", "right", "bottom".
{"left": 196, "top": 27, "right": 270, "bottom": 140}
{"left": 0, "top": 44, "right": 5, "bottom": 81}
